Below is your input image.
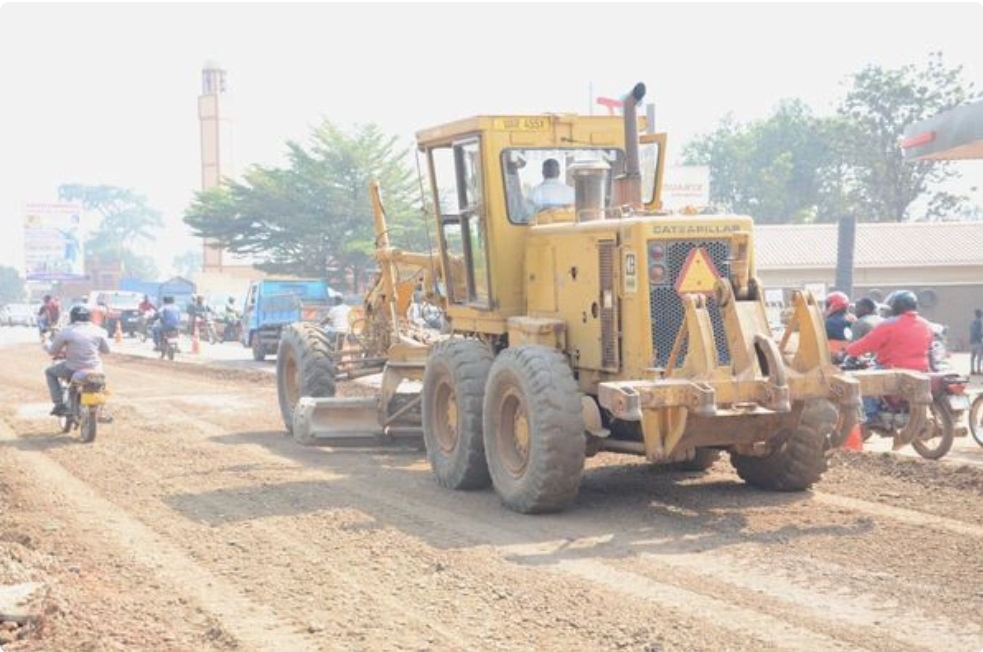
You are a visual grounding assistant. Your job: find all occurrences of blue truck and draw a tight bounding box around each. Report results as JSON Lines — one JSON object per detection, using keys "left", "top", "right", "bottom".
{"left": 241, "top": 278, "right": 336, "bottom": 361}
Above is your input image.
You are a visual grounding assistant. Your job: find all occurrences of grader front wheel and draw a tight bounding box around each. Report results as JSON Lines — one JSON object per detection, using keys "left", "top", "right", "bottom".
{"left": 421, "top": 339, "right": 493, "bottom": 490}
{"left": 482, "top": 346, "right": 585, "bottom": 514}
{"left": 730, "top": 399, "right": 834, "bottom": 491}
{"left": 276, "top": 323, "right": 337, "bottom": 437}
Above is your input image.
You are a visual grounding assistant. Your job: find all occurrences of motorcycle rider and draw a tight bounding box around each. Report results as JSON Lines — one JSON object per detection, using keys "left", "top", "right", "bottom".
{"left": 186, "top": 294, "right": 214, "bottom": 336}
{"left": 824, "top": 291, "right": 854, "bottom": 343}
{"left": 843, "top": 290, "right": 934, "bottom": 426}
{"left": 850, "top": 297, "right": 883, "bottom": 342}
{"left": 221, "top": 296, "right": 240, "bottom": 341}
{"left": 137, "top": 294, "right": 158, "bottom": 338}
{"left": 153, "top": 295, "right": 183, "bottom": 351}
{"left": 37, "top": 294, "right": 62, "bottom": 341}
{"left": 138, "top": 294, "right": 157, "bottom": 315}
{"left": 44, "top": 304, "right": 111, "bottom": 417}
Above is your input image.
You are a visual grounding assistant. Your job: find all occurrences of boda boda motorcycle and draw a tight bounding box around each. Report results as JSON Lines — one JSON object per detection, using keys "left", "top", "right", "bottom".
{"left": 840, "top": 355, "right": 970, "bottom": 459}
{"left": 57, "top": 369, "right": 109, "bottom": 443}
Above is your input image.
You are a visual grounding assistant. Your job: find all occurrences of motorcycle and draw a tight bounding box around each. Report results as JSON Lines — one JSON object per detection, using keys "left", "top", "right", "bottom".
{"left": 137, "top": 309, "right": 157, "bottom": 343}
{"left": 965, "top": 393, "right": 983, "bottom": 449}
{"left": 218, "top": 313, "right": 242, "bottom": 343}
{"left": 191, "top": 313, "right": 220, "bottom": 345}
{"left": 57, "top": 369, "right": 109, "bottom": 443}
{"left": 160, "top": 327, "right": 181, "bottom": 361}
{"left": 841, "top": 355, "right": 970, "bottom": 459}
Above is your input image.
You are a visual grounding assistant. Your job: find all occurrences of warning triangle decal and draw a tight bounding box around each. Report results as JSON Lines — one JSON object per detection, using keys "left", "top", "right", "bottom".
{"left": 674, "top": 247, "right": 720, "bottom": 295}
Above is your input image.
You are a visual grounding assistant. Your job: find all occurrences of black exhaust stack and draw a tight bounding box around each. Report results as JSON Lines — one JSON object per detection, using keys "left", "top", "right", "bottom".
{"left": 613, "top": 82, "right": 646, "bottom": 209}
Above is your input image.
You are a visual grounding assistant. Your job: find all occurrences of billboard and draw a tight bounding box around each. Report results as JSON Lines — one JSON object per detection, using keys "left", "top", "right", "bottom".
{"left": 23, "top": 201, "right": 85, "bottom": 281}
{"left": 661, "top": 166, "right": 711, "bottom": 211}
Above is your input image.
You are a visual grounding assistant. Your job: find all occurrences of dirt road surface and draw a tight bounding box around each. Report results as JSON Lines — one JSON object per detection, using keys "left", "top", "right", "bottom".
{"left": 1, "top": 331, "right": 982, "bottom": 652}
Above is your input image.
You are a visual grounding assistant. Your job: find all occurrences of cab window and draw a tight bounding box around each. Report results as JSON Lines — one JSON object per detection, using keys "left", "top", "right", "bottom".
{"left": 429, "top": 138, "right": 490, "bottom": 307}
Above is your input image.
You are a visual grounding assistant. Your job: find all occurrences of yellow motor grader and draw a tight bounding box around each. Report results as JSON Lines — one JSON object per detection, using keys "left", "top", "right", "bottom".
{"left": 276, "top": 82, "right": 933, "bottom": 513}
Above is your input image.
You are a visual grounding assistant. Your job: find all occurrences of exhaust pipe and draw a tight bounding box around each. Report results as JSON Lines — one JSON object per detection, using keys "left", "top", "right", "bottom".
{"left": 612, "top": 82, "right": 646, "bottom": 209}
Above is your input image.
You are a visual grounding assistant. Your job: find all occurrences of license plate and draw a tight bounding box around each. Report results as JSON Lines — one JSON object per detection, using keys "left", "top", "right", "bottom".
{"left": 947, "top": 395, "right": 970, "bottom": 411}
{"left": 81, "top": 392, "right": 106, "bottom": 406}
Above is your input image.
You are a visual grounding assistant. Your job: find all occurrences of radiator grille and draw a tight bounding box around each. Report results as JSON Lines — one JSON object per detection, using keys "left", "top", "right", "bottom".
{"left": 649, "top": 240, "right": 731, "bottom": 368}
{"left": 599, "top": 240, "right": 617, "bottom": 369}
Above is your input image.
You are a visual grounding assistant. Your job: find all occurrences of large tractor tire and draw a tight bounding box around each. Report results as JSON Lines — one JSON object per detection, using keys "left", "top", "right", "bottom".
{"left": 276, "top": 323, "right": 337, "bottom": 435}
{"left": 730, "top": 399, "right": 834, "bottom": 491}
{"left": 482, "top": 345, "right": 585, "bottom": 514}
{"left": 421, "top": 339, "right": 493, "bottom": 490}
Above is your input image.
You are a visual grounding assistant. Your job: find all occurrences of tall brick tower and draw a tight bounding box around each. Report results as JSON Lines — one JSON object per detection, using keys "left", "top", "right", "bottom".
{"left": 197, "top": 60, "right": 232, "bottom": 272}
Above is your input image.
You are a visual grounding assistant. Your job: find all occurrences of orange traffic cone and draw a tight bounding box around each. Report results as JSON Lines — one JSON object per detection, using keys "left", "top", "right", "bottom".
{"left": 842, "top": 424, "right": 863, "bottom": 451}
{"left": 191, "top": 321, "right": 201, "bottom": 354}
{"left": 114, "top": 319, "right": 123, "bottom": 344}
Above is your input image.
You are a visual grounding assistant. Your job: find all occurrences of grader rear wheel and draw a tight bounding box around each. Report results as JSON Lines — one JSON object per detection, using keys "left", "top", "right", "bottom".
{"left": 421, "top": 339, "right": 493, "bottom": 490}
{"left": 730, "top": 399, "right": 834, "bottom": 491}
{"left": 276, "top": 323, "right": 337, "bottom": 437}
{"left": 482, "top": 346, "right": 585, "bottom": 514}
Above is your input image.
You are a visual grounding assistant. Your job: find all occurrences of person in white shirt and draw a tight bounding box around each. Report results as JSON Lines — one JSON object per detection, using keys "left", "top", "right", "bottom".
{"left": 526, "top": 158, "right": 574, "bottom": 213}
{"left": 326, "top": 295, "right": 351, "bottom": 333}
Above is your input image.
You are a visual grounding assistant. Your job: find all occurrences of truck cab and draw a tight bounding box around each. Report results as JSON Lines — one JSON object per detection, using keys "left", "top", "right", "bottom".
{"left": 241, "top": 278, "right": 335, "bottom": 361}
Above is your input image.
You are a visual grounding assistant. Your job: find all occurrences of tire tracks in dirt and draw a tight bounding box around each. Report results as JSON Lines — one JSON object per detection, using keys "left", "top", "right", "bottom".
{"left": 4, "top": 347, "right": 982, "bottom": 651}
{"left": 0, "top": 420, "right": 317, "bottom": 651}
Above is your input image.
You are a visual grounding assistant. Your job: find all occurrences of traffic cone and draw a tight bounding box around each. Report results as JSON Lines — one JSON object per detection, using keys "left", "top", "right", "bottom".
{"left": 114, "top": 320, "right": 123, "bottom": 344}
{"left": 842, "top": 424, "right": 863, "bottom": 451}
{"left": 191, "top": 321, "right": 201, "bottom": 354}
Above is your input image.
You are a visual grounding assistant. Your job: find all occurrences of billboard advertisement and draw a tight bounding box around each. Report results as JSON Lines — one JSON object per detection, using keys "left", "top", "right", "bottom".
{"left": 662, "top": 166, "right": 711, "bottom": 211}
{"left": 23, "top": 201, "right": 85, "bottom": 281}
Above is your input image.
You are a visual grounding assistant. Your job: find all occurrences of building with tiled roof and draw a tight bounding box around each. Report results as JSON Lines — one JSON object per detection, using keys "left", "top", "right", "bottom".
{"left": 754, "top": 221, "right": 983, "bottom": 350}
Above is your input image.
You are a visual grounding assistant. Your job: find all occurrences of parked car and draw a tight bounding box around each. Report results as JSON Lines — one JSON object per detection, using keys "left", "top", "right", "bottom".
{"left": 3, "top": 303, "right": 37, "bottom": 327}
{"left": 89, "top": 290, "right": 144, "bottom": 336}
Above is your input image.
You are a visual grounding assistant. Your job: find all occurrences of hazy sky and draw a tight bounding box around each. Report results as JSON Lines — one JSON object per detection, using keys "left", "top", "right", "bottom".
{"left": 2, "top": 2, "right": 982, "bottom": 277}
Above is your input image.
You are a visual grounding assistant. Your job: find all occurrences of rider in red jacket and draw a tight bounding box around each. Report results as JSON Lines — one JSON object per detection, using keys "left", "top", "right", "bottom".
{"left": 844, "top": 290, "right": 933, "bottom": 372}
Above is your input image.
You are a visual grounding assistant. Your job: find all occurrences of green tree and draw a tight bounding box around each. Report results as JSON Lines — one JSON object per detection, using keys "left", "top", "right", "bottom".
{"left": 184, "top": 122, "right": 426, "bottom": 290}
{"left": 0, "top": 265, "right": 26, "bottom": 304}
{"left": 835, "top": 51, "right": 977, "bottom": 222}
{"left": 682, "top": 100, "right": 834, "bottom": 223}
{"left": 681, "top": 52, "right": 977, "bottom": 223}
{"left": 57, "top": 184, "right": 163, "bottom": 278}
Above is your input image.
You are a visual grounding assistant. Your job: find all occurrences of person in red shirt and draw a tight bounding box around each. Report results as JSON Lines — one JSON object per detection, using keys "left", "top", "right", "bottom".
{"left": 843, "top": 290, "right": 933, "bottom": 426}
{"left": 844, "top": 290, "right": 933, "bottom": 372}
{"left": 37, "top": 294, "right": 61, "bottom": 340}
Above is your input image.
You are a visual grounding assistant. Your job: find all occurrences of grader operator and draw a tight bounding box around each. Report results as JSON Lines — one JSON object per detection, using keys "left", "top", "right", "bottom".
{"left": 276, "top": 82, "right": 933, "bottom": 514}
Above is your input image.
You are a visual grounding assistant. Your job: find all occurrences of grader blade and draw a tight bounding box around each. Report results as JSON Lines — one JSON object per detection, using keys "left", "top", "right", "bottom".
{"left": 292, "top": 396, "right": 423, "bottom": 445}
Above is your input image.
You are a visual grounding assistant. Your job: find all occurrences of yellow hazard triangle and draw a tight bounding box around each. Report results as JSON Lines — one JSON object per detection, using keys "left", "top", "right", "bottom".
{"left": 674, "top": 247, "right": 720, "bottom": 294}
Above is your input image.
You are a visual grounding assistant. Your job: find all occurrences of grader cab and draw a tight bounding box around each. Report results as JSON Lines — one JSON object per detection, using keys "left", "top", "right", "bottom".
{"left": 278, "top": 82, "right": 932, "bottom": 513}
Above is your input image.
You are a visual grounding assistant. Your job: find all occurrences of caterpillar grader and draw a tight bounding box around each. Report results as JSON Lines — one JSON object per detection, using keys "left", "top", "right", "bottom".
{"left": 275, "top": 82, "right": 933, "bottom": 513}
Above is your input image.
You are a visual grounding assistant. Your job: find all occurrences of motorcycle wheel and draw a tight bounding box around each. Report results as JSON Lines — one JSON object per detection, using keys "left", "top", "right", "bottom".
{"left": 911, "top": 401, "right": 955, "bottom": 460}
{"left": 60, "top": 388, "right": 75, "bottom": 433}
{"left": 79, "top": 406, "right": 98, "bottom": 443}
{"left": 167, "top": 344, "right": 175, "bottom": 361}
{"left": 968, "top": 393, "right": 983, "bottom": 449}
